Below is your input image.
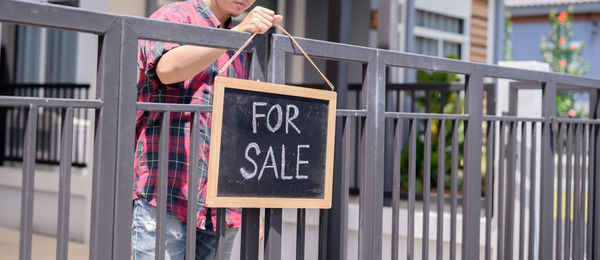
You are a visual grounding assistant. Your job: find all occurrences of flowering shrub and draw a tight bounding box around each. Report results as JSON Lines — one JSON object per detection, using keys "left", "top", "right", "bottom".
{"left": 539, "top": 6, "right": 589, "bottom": 75}
{"left": 539, "top": 6, "right": 589, "bottom": 118}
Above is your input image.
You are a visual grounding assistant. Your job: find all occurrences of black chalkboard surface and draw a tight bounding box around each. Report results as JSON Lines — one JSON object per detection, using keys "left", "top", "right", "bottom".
{"left": 206, "top": 77, "right": 336, "bottom": 208}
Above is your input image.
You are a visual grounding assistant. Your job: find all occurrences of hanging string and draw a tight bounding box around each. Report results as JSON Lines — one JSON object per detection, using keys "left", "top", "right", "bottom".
{"left": 218, "top": 32, "right": 258, "bottom": 75}
{"left": 218, "top": 24, "right": 335, "bottom": 91}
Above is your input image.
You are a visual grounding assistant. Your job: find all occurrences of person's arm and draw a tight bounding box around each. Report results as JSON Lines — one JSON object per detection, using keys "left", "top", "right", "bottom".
{"left": 156, "top": 7, "right": 283, "bottom": 84}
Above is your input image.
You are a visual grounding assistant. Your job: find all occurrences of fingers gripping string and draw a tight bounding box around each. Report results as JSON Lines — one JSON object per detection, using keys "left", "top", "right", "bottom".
{"left": 218, "top": 24, "right": 335, "bottom": 91}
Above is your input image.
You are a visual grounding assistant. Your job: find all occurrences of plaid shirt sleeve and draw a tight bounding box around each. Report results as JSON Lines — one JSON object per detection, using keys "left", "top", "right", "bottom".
{"left": 139, "top": 5, "right": 186, "bottom": 81}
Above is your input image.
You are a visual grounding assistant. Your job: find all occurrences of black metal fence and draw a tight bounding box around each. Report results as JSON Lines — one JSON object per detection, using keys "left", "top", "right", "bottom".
{"left": 1, "top": 84, "right": 90, "bottom": 166}
{"left": 1, "top": 1, "right": 599, "bottom": 260}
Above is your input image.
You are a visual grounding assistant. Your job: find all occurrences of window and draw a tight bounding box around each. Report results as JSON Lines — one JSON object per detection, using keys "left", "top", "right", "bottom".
{"left": 416, "top": 9, "right": 464, "bottom": 34}
{"left": 413, "top": 9, "right": 466, "bottom": 60}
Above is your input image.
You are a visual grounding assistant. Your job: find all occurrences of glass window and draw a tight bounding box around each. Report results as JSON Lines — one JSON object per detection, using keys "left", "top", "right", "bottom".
{"left": 415, "top": 37, "right": 438, "bottom": 56}
{"left": 416, "top": 9, "right": 464, "bottom": 34}
{"left": 443, "top": 41, "right": 461, "bottom": 58}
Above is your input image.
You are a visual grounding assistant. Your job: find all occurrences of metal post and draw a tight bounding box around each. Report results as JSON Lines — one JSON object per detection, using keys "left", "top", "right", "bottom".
{"left": 112, "top": 17, "right": 138, "bottom": 259}
{"left": 89, "top": 21, "right": 121, "bottom": 260}
{"left": 539, "top": 79, "right": 557, "bottom": 260}
{"left": 325, "top": 1, "right": 351, "bottom": 259}
{"left": 358, "top": 51, "right": 385, "bottom": 260}
{"left": 591, "top": 90, "right": 600, "bottom": 259}
{"left": 462, "top": 70, "right": 484, "bottom": 259}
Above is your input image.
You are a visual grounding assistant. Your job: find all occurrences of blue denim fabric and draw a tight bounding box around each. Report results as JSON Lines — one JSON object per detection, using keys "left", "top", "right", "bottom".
{"left": 131, "top": 199, "right": 238, "bottom": 260}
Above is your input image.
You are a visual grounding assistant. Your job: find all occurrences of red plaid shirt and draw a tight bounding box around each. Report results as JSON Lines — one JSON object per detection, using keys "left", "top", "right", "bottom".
{"left": 134, "top": 0, "right": 244, "bottom": 230}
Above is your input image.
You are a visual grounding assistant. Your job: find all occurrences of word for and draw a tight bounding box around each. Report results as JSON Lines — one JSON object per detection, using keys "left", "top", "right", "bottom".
{"left": 252, "top": 102, "right": 301, "bottom": 134}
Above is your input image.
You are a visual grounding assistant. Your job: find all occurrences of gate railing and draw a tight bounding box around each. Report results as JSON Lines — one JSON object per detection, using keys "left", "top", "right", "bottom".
{"left": 1, "top": 1, "right": 599, "bottom": 260}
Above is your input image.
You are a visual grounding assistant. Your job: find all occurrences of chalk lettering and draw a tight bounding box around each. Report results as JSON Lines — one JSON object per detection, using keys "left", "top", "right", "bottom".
{"left": 258, "top": 145, "right": 278, "bottom": 180}
{"left": 267, "top": 104, "right": 283, "bottom": 133}
{"left": 280, "top": 144, "right": 292, "bottom": 180}
{"left": 240, "top": 142, "right": 260, "bottom": 179}
{"left": 296, "top": 144, "right": 310, "bottom": 179}
{"left": 286, "top": 104, "right": 301, "bottom": 134}
{"left": 252, "top": 102, "right": 267, "bottom": 134}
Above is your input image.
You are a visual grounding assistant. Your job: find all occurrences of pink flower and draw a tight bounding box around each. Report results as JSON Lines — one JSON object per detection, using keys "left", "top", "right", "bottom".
{"left": 558, "top": 11, "right": 568, "bottom": 24}
{"left": 559, "top": 38, "right": 566, "bottom": 45}
{"left": 560, "top": 59, "right": 567, "bottom": 67}
{"left": 568, "top": 109, "right": 576, "bottom": 118}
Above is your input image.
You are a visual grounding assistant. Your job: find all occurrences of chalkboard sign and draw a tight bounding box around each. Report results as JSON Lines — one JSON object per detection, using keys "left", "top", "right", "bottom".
{"left": 206, "top": 76, "right": 336, "bottom": 208}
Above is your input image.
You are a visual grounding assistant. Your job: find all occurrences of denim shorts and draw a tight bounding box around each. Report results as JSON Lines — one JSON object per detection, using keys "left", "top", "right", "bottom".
{"left": 131, "top": 199, "right": 239, "bottom": 260}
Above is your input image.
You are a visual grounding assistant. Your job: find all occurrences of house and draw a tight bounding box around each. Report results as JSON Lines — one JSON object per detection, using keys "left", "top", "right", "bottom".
{"left": 507, "top": 0, "right": 600, "bottom": 77}
{"left": 0, "top": 0, "right": 502, "bottom": 259}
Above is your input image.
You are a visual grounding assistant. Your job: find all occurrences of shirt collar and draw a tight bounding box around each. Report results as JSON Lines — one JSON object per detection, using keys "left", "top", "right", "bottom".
{"left": 194, "top": 0, "right": 233, "bottom": 29}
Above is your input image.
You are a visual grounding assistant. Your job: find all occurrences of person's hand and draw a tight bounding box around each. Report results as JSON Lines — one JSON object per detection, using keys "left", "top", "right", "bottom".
{"left": 232, "top": 6, "right": 283, "bottom": 34}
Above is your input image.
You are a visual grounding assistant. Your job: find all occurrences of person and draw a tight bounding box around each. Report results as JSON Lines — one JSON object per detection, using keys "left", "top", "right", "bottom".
{"left": 132, "top": 0, "right": 282, "bottom": 259}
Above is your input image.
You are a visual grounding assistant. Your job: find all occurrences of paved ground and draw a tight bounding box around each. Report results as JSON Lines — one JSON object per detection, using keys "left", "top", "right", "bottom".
{"left": 0, "top": 226, "right": 89, "bottom": 260}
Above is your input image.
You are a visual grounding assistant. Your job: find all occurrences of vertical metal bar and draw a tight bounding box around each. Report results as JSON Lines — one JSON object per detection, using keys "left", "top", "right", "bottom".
{"left": 56, "top": 107, "right": 74, "bottom": 260}
{"left": 89, "top": 22, "right": 120, "bottom": 260}
{"left": 113, "top": 19, "right": 138, "bottom": 260}
{"left": 497, "top": 121, "right": 506, "bottom": 260}
{"left": 19, "top": 104, "right": 38, "bottom": 260}
{"left": 449, "top": 119, "right": 459, "bottom": 260}
{"left": 484, "top": 120, "right": 494, "bottom": 260}
{"left": 264, "top": 208, "right": 282, "bottom": 260}
{"left": 504, "top": 121, "right": 517, "bottom": 259}
{"left": 539, "top": 80, "right": 557, "bottom": 260}
{"left": 573, "top": 124, "right": 582, "bottom": 260}
{"left": 240, "top": 208, "right": 260, "bottom": 260}
{"left": 528, "top": 122, "right": 537, "bottom": 260}
{"left": 423, "top": 119, "right": 432, "bottom": 260}
{"left": 392, "top": 118, "right": 402, "bottom": 260}
{"left": 556, "top": 123, "right": 565, "bottom": 260}
{"left": 594, "top": 120, "right": 600, "bottom": 260}
{"left": 358, "top": 53, "right": 385, "bottom": 260}
{"left": 155, "top": 111, "right": 170, "bottom": 260}
{"left": 462, "top": 71, "right": 483, "bottom": 260}
{"left": 586, "top": 125, "right": 595, "bottom": 260}
{"left": 565, "top": 123, "right": 573, "bottom": 260}
{"left": 339, "top": 116, "right": 351, "bottom": 260}
{"left": 408, "top": 118, "right": 417, "bottom": 260}
{"left": 519, "top": 122, "right": 527, "bottom": 260}
{"left": 296, "top": 209, "right": 305, "bottom": 260}
{"left": 581, "top": 124, "right": 589, "bottom": 260}
{"left": 215, "top": 208, "right": 227, "bottom": 260}
{"left": 437, "top": 119, "right": 446, "bottom": 260}
{"left": 263, "top": 39, "right": 284, "bottom": 260}
{"left": 186, "top": 111, "right": 200, "bottom": 260}
{"left": 318, "top": 209, "right": 328, "bottom": 260}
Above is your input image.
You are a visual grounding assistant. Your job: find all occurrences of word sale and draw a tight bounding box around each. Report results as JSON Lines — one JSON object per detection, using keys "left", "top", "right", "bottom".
{"left": 239, "top": 102, "right": 310, "bottom": 180}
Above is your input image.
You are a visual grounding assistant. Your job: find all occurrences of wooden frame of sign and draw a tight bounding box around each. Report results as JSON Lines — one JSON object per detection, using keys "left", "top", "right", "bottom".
{"left": 206, "top": 76, "right": 337, "bottom": 209}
